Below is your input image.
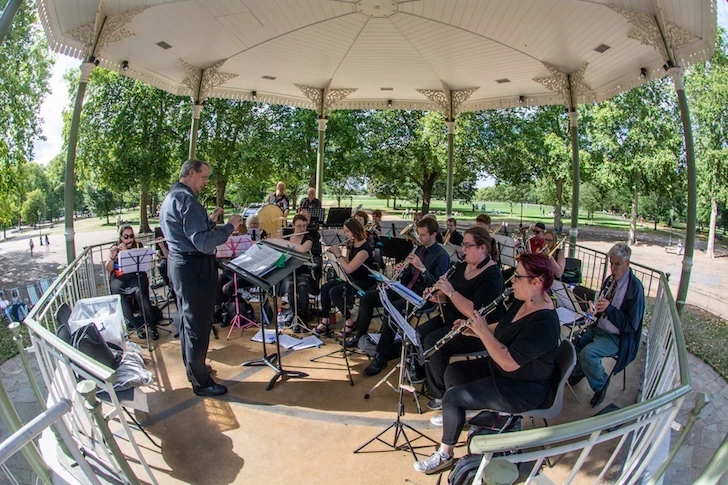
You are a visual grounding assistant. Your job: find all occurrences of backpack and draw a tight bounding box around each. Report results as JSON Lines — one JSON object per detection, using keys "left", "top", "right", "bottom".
{"left": 70, "top": 323, "right": 122, "bottom": 369}
{"left": 447, "top": 453, "right": 483, "bottom": 485}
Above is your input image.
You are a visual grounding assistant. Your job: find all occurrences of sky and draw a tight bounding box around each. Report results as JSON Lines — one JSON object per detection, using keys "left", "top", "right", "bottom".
{"left": 31, "top": 1, "right": 728, "bottom": 170}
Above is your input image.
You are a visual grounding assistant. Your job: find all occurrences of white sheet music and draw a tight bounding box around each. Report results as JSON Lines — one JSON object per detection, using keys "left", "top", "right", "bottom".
{"left": 250, "top": 330, "right": 276, "bottom": 343}
{"left": 292, "top": 335, "right": 324, "bottom": 350}
{"left": 229, "top": 243, "right": 290, "bottom": 277}
{"left": 118, "top": 247, "right": 154, "bottom": 273}
{"left": 379, "top": 286, "right": 421, "bottom": 349}
{"left": 388, "top": 282, "right": 425, "bottom": 308}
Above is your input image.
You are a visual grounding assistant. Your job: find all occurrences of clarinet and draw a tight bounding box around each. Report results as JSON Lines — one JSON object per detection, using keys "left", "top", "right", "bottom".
{"left": 422, "top": 288, "right": 513, "bottom": 359}
{"left": 392, "top": 246, "right": 418, "bottom": 281}
{"left": 420, "top": 265, "right": 458, "bottom": 301}
{"left": 592, "top": 275, "right": 618, "bottom": 320}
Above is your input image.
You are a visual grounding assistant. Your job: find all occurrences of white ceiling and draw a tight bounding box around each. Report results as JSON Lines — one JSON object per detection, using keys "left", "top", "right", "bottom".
{"left": 38, "top": 0, "right": 717, "bottom": 112}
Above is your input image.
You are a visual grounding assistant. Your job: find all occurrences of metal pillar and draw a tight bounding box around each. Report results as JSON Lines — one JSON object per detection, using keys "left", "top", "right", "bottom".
{"left": 0, "top": 0, "right": 23, "bottom": 47}
{"left": 315, "top": 117, "right": 328, "bottom": 200}
{"left": 188, "top": 103, "right": 203, "bottom": 159}
{"left": 64, "top": 61, "right": 95, "bottom": 264}
{"left": 445, "top": 120, "right": 455, "bottom": 218}
{"left": 568, "top": 110, "right": 580, "bottom": 257}
{"left": 670, "top": 67, "right": 697, "bottom": 315}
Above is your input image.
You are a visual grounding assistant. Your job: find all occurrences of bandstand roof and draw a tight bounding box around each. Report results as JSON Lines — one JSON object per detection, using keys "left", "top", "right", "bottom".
{"left": 38, "top": 0, "right": 716, "bottom": 113}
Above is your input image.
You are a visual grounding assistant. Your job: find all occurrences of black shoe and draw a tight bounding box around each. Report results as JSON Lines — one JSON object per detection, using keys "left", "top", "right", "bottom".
{"left": 150, "top": 328, "right": 159, "bottom": 341}
{"left": 193, "top": 382, "right": 228, "bottom": 397}
{"left": 590, "top": 380, "right": 610, "bottom": 407}
{"left": 136, "top": 329, "right": 146, "bottom": 339}
{"left": 342, "top": 335, "right": 360, "bottom": 349}
{"left": 363, "top": 358, "right": 388, "bottom": 376}
{"left": 568, "top": 374, "right": 584, "bottom": 386}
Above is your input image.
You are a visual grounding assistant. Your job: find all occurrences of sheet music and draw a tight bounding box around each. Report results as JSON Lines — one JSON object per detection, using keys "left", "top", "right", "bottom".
{"left": 387, "top": 282, "right": 425, "bottom": 308}
{"left": 216, "top": 235, "right": 253, "bottom": 259}
{"left": 251, "top": 330, "right": 276, "bottom": 343}
{"left": 292, "top": 335, "right": 324, "bottom": 350}
{"left": 228, "top": 243, "right": 290, "bottom": 277}
{"left": 118, "top": 247, "right": 154, "bottom": 273}
{"left": 277, "top": 334, "right": 304, "bottom": 349}
{"left": 379, "top": 286, "right": 421, "bottom": 349}
{"left": 367, "top": 332, "right": 400, "bottom": 344}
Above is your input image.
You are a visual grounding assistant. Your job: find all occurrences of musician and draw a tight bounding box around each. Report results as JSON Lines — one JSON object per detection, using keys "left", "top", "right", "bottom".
{"left": 353, "top": 210, "right": 369, "bottom": 229}
{"left": 371, "top": 210, "right": 383, "bottom": 235}
{"left": 267, "top": 181, "right": 290, "bottom": 217}
{"left": 528, "top": 222, "right": 547, "bottom": 253}
{"left": 418, "top": 226, "right": 506, "bottom": 411}
{"left": 475, "top": 213, "right": 491, "bottom": 231}
{"left": 543, "top": 229, "right": 566, "bottom": 279}
{"left": 277, "top": 214, "right": 317, "bottom": 323}
{"left": 105, "top": 225, "right": 159, "bottom": 340}
{"left": 350, "top": 218, "right": 449, "bottom": 365}
{"left": 568, "top": 243, "right": 645, "bottom": 407}
{"left": 441, "top": 218, "right": 463, "bottom": 246}
{"left": 414, "top": 254, "right": 559, "bottom": 474}
{"left": 313, "top": 218, "right": 374, "bottom": 336}
{"left": 298, "top": 187, "right": 321, "bottom": 211}
{"left": 246, "top": 214, "right": 267, "bottom": 241}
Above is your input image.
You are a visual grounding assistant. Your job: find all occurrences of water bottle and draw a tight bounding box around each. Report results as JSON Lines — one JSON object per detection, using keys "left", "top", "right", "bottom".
{"left": 277, "top": 307, "right": 285, "bottom": 330}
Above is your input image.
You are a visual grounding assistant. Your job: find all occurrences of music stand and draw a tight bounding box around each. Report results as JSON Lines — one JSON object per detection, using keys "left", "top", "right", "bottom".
{"left": 325, "top": 207, "right": 351, "bottom": 227}
{"left": 118, "top": 247, "right": 155, "bottom": 350}
{"left": 226, "top": 241, "right": 309, "bottom": 390}
{"left": 354, "top": 286, "right": 438, "bottom": 460}
{"left": 309, "top": 259, "right": 366, "bottom": 386}
{"left": 216, "top": 235, "right": 258, "bottom": 339}
{"left": 308, "top": 207, "right": 325, "bottom": 225}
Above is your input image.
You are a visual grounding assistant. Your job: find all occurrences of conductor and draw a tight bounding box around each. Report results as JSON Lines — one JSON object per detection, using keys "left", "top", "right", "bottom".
{"left": 160, "top": 159, "right": 242, "bottom": 397}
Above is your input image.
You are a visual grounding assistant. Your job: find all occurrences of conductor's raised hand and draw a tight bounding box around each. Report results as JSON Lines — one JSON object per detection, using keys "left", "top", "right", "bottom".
{"left": 210, "top": 207, "right": 225, "bottom": 222}
{"left": 227, "top": 214, "right": 242, "bottom": 228}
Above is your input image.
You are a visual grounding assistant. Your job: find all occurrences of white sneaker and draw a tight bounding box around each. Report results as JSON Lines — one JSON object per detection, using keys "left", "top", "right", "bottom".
{"left": 430, "top": 414, "right": 443, "bottom": 426}
{"left": 413, "top": 449, "right": 454, "bottom": 474}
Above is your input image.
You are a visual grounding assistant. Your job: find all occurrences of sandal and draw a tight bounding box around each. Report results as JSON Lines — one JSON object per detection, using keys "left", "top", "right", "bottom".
{"left": 313, "top": 320, "right": 333, "bottom": 336}
{"left": 335, "top": 322, "right": 356, "bottom": 339}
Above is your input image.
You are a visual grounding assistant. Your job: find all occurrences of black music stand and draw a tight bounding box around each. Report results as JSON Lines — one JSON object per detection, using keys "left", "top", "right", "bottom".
{"left": 354, "top": 286, "right": 437, "bottom": 461}
{"left": 226, "top": 241, "right": 309, "bottom": 390}
{"left": 325, "top": 207, "right": 351, "bottom": 227}
{"left": 308, "top": 207, "right": 325, "bottom": 225}
{"left": 309, "top": 259, "right": 365, "bottom": 386}
{"left": 118, "top": 247, "right": 156, "bottom": 350}
{"left": 381, "top": 236, "right": 415, "bottom": 263}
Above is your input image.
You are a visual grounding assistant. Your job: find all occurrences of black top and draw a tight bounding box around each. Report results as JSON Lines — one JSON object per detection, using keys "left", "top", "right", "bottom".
{"left": 400, "top": 243, "right": 451, "bottom": 295}
{"left": 347, "top": 242, "right": 374, "bottom": 285}
{"left": 445, "top": 262, "right": 505, "bottom": 325}
{"left": 294, "top": 234, "right": 314, "bottom": 276}
{"left": 490, "top": 300, "right": 560, "bottom": 411}
{"left": 441, "top": 230, "right": 463, "bottom": 246}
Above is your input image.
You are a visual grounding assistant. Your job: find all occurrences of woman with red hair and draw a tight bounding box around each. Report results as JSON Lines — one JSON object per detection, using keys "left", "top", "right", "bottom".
{"left": 414, "top": 253, "right": 560, "bottom": 474}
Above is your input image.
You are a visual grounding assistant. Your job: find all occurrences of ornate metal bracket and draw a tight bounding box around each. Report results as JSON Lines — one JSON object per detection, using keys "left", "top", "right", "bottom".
{"left": 610, "top": 3, "right": 698, "bottom": 64}
{"left": 533, "top": 62, "right": 591, "bottom": 109}
{"left": 416, "top": 83, "right": 478, "bottom": 120}
{"left": 182, "top": 59, "right": 238, "bottom": 104}
{"left": 295, "top": 84, "right": 357, "bottom": 118}
{"left": 66, "top": 5, "right": 148, "bottom": 59}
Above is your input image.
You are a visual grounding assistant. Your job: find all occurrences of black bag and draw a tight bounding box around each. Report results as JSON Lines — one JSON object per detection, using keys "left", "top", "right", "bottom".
{"left": 561, "top": 267, "right": 582, "bottom": 285}
{"left": 448, "top": 454, "right": 484, "bottom": 485}
{"left": 71, "top": 323, "right": 122, "bottom": 369}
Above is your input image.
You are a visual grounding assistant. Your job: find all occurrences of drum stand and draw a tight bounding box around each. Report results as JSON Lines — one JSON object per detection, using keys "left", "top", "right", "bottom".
{"left": 354, "top": 327, "right": 436, "bottom": 460}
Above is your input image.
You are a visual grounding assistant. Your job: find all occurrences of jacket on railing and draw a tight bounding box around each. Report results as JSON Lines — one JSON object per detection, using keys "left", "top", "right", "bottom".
{"left": 603, "top": 270, "right": 645, "bottom": 375}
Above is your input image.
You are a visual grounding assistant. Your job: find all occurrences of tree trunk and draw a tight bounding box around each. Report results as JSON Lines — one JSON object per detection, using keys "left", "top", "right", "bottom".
{"left": 654, "top": 219, "right": 657, "bottom": 231}
{"left": 386, "top": 198, "right": 390, "bottom": 208}
{"left": 553, "top": 178, "right": 563, "bottom": 230}
{"left": 393, "top": 196, "right": 397, "bottom": 210}
{"left": 707, "top": 195, "right": 718, "bottom": 258}
{"left": 421, "top": 177, "right": 435, "bottom": 214}
{"left": 629, "top": 185, "right": 638, "bottom": 245}
{"left": 216, "top": 177, "right": 228, "bottom": 223}
{"left": 336, "top": 196, "right": 342, "bottom": 207}
{"left": 139, "top": 190, "right": 151, "bottom": 234}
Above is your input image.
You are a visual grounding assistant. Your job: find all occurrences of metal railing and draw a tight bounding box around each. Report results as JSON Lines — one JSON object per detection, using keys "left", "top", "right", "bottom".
{"left": 471, "top": 269, "right": 691, "bottom": 484}
{"left": 19, "top": 243, "right": 158, "bottom": 485}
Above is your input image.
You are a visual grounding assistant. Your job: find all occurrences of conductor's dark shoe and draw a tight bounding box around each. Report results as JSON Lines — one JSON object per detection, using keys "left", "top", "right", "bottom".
{"left": 194, "top": 382, "right": 228, "bottom": 397}
{"left": 364, "top": 358, "right": 387, "bottom": 377}
{"left": 590, "top": 380, "right": 610, "bottom": 407}
{"left": 568, "top": 374, "right": 584, "bottom": 386}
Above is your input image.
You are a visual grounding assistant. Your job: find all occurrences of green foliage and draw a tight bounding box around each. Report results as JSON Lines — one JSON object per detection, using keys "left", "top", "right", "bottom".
{"left": 83, "top": 183, "right": 115, "bottom": 224}
{"left": 0, "top": 1, "right": 53, "bottom": 226}
{"left": 21, "top": 189, "right": 46, "bottom": 225}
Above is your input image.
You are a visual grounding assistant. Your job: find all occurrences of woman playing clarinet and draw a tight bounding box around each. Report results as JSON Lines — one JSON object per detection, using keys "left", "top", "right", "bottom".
{"left": 414, "top": 254, "right": 560, "bottom": 474}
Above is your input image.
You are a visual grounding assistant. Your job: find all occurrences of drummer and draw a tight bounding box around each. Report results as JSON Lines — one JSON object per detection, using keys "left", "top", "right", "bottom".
{"left": 268, "top": 181, "right": 290, "bottom": 218}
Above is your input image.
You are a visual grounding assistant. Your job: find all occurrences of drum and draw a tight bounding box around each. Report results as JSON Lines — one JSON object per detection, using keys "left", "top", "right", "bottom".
{"left": 256, "top": 204, "right": 285, "bottom": 237}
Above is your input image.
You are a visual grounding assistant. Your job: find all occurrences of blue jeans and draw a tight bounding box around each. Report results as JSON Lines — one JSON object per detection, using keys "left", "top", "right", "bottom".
{"left": 573, "top": 326, "right": 619, "bottom": 392}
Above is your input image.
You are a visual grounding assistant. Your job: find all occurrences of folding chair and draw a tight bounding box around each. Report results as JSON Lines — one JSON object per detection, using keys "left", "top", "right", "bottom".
{"left": 39, "top": 278, "right": 52, "bottom": 294}
{"left": 26, "top": 284, "right": 41, "bottom": 307}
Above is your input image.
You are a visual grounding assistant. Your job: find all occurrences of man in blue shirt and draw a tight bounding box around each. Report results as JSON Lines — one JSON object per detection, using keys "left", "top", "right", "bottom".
{"left": 160, "top": 160, "right": 242, "bottom": 397}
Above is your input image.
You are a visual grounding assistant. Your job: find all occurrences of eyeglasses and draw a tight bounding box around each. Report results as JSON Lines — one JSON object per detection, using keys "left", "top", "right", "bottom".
{"left": 544, "top": 238, "right": 554, "bottom": 244}
{"left": 122, "top": 234, "right": 134, "bottom": 239}
{"left": 462, "top": 243, "right": 481, "bottom": 250}
{"left": 512, "top": 272, "right": 533, "bottom": 281}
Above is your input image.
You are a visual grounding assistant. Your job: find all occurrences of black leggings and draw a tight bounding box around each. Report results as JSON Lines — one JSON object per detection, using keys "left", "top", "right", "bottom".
{"left": 419, "top": 317, "right": 486, "bottom": 399}
{"left": 441, "top": 359, "right": 513, "bottom": 445}
{"left": 278, "top": 273, "right": 317, "bottom": 321}
{"left": 109, "top": 273, "right": 157, "bottom": 330}
{"left": 320, "top": 279, "right": 371, "bottom": 320}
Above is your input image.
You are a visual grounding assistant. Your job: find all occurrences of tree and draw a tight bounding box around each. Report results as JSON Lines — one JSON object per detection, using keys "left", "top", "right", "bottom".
{"left": 0, "top": 1, "right": 53, "bottom": 229}
{"left": 83, "top": 183, "right": 115, "bottom": 224}
{"left": 21, "top": 189, "right": 46, "bottom": 226}
{"left": 686, "top": 28, "right": 728, "bottom": 257}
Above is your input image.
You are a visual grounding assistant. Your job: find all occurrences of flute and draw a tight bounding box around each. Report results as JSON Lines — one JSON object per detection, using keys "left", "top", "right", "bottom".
{"left": 422, "top": 287, "right": 513, "bottom": 359}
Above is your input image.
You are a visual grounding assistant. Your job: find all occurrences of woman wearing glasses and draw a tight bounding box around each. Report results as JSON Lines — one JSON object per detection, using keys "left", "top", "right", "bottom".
{"left": 414, "top": 254, "right": 560, "bottom": 474}
{"left": 543, "top": 228, "right": 566, "bottom": 279}
{"left": 105, "top": 225, "right": 159, "bottom": 340}
{"left": 314, "top": 218, "right": 373, "bottom": 336}
{"left": 418, "top": 226, "right": 506, "bottom": 412}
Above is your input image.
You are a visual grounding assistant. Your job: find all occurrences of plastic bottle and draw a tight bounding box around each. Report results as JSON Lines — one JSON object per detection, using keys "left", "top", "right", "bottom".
{"left": 277, "top": 307, "right": 285, "bottom": 329}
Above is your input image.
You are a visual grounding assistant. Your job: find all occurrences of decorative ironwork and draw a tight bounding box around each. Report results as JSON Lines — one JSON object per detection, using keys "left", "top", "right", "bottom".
{"left": 96, "top": 8, "right": 148, "bottom": 52}
{"left": 181, "top": 59, "right": 237, "bottom": 103}
{"left": 295, "top": 84, "right": 357, "bottom": 117}
{"left": 534, "top": 63, "right": 591, "bottom": 107}
{"left": 416, "top": 84, "right": 478, "bottom": 120}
